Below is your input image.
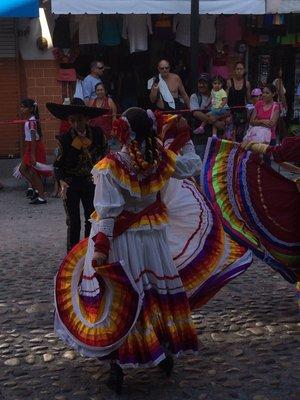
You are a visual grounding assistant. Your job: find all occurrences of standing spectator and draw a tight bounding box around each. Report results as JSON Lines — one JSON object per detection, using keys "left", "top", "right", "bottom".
{"left": 46, "top": 98, "right": 107, "bottom": 251}
{"left": 148, "top": 59, "right": 190, "bottom": 111}
{"left": 19, "top": 99, "right": 47, "bottom": 205}
{"left": 82, "top": 61, "right": 105, "bottom": 104}
{"left": 90, "top": 83, "right": 117, "bottom": 132}
{"left": 273, "top": 65, "right": 287, "bottom": 114}
{"left": 90, "top": 83, "right": 119, "bottom": 151}
{"left": 249, "top": 84, "right": 280, "bottom": 145}
{"left": 227, "top": 62, "right": 251, "bottom": 142}
{"left": 273, "top": 65, "right": 288, "bottom": 141}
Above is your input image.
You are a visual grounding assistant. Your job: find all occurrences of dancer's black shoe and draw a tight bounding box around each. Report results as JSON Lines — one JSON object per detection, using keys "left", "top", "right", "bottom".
{"left": 158, "top": 355, "right": 174, "bottom": 377}
{"left": 25, "top": 188, "right": 34, "bottom": 198}
{"left": 106, "top": 362, "right": 124, "bottom": 394}
{"left": 30, "top": 190, "right": 39, "bottom": 201}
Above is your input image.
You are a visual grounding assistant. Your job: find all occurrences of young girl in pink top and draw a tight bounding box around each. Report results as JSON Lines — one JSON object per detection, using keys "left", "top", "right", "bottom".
{"left": 250, "top": 84, "right": 280, "bottom": 145}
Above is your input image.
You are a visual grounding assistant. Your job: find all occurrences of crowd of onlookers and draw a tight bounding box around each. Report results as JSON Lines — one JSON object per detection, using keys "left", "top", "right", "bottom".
{"left": 76, "top": 58, "right": 288, "bottom": 161}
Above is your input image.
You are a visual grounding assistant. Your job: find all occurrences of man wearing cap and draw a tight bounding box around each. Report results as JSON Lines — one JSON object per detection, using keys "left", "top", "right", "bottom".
{"left": 190, "top": 74, "right": 224, "bottom": 158}
{"left": 46, "top": 98, "right": 107, "bottom": 251}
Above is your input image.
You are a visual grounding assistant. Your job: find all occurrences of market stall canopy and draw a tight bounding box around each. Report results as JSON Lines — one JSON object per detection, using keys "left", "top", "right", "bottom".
{"left": 51, "top": 0, "right": 265, "bottom": 15}
{"left": 0, "top": 0, "right": 39, "bottom": 17}
{"left": 267, "top": 0, "right": 300, "bottom": 13}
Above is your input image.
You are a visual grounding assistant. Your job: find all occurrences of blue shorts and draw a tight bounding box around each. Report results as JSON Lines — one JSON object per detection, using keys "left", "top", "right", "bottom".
{"left": 210, "top": 106, "right": 230, "bottom": 117}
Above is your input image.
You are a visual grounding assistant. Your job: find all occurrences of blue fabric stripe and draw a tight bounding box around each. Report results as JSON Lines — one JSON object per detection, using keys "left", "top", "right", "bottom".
{"left": 0, "top": 0, "right": 38, "bottom": 17}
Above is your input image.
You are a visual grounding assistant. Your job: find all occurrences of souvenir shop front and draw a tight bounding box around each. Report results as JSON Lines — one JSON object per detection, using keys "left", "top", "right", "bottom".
{"left": 2, "top": 0, "right": 300, "bottom": 156}
{"left": 49, "top": 0, "right": 265, "bottom": 102}
{"left": 48, "top": 6, "right": 300, "bottom": 118}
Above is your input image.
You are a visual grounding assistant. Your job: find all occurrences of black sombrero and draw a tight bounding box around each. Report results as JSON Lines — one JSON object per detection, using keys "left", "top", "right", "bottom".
{"left": 46, "top": 98, "right": 109, "bottom": 120}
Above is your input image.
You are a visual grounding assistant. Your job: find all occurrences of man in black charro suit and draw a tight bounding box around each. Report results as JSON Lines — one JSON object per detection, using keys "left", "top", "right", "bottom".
{"left": 47, "top": 99, "right": 108, "bottom": 251}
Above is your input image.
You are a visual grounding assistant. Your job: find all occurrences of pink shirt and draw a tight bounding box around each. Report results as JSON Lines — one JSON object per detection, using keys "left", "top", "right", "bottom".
{"left": 255, "top": 100, "right": 279, "bottom": 139}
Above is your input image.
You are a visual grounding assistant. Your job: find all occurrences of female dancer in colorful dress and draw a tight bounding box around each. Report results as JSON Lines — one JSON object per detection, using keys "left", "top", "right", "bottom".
{"left": 55, "top": 108, "right": 201, "bottom": 393}
{"left": 54, "top": 108, "right": 253, "bottom": 394}
{"left": 19, "top": 99, "right": 48, "bottom": 204}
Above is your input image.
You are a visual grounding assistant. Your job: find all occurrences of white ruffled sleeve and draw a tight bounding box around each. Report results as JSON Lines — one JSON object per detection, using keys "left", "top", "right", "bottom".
{"left": 172, "top": 140, "right": 202, "bottom": 179}
{"left": 93, "top": 172, "right": 125, "bottom": 239}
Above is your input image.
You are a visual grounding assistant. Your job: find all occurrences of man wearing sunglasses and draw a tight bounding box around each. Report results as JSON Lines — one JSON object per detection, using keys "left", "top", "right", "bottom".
{"left": 148, "top": 59, "right": 190, "bottom": 111}
{"left": 82, "top": 61, "right": 105, "bottom": 105}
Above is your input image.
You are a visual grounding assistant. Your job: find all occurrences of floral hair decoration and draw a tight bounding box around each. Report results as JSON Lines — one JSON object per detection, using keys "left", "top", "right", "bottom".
{"left": 112, "top": 117, "right": 131, "bottom": 144}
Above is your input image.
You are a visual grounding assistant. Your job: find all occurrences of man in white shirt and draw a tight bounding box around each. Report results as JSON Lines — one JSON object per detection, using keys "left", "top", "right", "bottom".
{"left": 82, "top": 61, "right": 104, "bottom": 104}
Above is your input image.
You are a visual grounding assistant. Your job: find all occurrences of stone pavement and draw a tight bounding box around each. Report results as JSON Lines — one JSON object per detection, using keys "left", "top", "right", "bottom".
{"left": 0, "top": 181, "right": 299, "bottom": 400}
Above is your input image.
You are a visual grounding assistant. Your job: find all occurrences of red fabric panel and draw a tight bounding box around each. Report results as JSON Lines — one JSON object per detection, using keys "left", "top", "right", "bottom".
{"left": 267, "top": 136, "right": 300, "bottom": 163}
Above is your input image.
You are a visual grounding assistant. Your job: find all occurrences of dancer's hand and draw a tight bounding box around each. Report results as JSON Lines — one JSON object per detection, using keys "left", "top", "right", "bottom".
{"left": 92, "top": 251, "right": 107, "bottom": 269}
{"left": 31, "top": 157, "right": 36, "bottom": 166}
{"left": 241, "top": 141, "right": 255, "bottom": 151}
{"left": 59, "top": 180, "right": 69, "bottom": 200}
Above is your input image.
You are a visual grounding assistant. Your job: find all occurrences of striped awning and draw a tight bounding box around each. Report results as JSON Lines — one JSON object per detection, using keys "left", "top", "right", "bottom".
{"left": 0, "top": 0, "right": 39, "bottom": 17}
{"left": 51, "top": 0, "right": 266, "bottom": 14}
{"left": 266, "top": 0, "right": 300, "bottom": 13}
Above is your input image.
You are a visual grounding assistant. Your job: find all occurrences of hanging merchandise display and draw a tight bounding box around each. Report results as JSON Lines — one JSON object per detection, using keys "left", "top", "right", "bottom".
{"left": 173, "top": 15, "right": 191, "bottom": 47}
{"left": 122, "top": 14, "right": 153, "bottom": 53}
{"left": 219, "top": 15, "right": 243, "bottom": 53}
{"left": 152, "top": 15, "right": 174, "bottom": 41}
{"left": 257, "top": 54, "right": 271, "bottom": 85}
{"left": 98, "top": 15, "right": 123, "bottom": 46}
{"left": 199, "top": 15, "right": 216, "bottom": 44}
{"left": 53, "top": 15, "right": 71, "bottom": 48}
{"left": 210, "top": 40, "right": 230, "bottom": 80}
{"left": 76, "top": 15, "right": 99, "bottom": 45}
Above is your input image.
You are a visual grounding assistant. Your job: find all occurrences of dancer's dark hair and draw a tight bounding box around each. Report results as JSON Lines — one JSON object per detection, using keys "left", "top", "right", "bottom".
{"left": 124, "top": 107, "right": 159, "bottom": 165}
{"left": 21, "top": 98, "right": 42, "bottom": 138}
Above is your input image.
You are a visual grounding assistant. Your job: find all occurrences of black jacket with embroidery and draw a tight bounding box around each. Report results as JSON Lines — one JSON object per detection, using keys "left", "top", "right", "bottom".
{"left": 54, "top": 126, "right": 106, "bottom": 182}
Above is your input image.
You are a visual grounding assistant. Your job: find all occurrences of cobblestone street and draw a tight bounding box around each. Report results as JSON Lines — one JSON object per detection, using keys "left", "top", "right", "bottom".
{"left": 1, "top": 184, "right": 299, "bottom": 400}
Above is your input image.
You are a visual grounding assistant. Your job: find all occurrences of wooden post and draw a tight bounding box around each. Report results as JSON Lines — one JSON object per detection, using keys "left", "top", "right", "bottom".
{"left": 190, "top": 0, "right": 199, "bottom": 93}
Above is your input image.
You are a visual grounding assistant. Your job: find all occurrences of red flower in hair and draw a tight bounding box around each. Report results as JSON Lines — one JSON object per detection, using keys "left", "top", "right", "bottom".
{"left": 112, "top": 118, "right": 130, "bottom": 144}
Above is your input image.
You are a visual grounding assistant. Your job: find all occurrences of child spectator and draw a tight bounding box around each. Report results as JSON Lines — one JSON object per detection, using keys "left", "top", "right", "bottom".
{"left": 194, "top": 75, "right": 229, "bottom": 137}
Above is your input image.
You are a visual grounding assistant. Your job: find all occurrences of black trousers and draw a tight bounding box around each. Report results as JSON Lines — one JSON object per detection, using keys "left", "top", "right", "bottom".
{"left": 63, "top": 177, "right": 95, "bottom": 252}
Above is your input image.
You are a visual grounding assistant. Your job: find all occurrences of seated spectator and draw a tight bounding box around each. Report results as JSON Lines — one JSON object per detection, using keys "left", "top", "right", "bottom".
{"left": 195, "top": 75, "right": 229, "bottom": 137}
{"left": 246, "top": 88, "right": 262, "bottom": 120}
{"left": 249, "top": 84, "right": 280, "bottom": 145}
{"left": 190, "top": 74, "right": 224, "bottom": 158}
{"left": 251, "top": 88, "right": 262, "bottom": 106}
